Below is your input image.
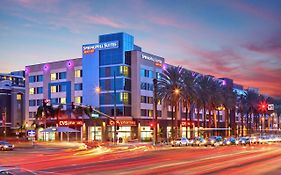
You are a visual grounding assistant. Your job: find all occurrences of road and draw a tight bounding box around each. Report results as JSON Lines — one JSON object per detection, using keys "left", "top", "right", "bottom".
{"left": 1, "top": 142, "right": 281, "bottom": 175}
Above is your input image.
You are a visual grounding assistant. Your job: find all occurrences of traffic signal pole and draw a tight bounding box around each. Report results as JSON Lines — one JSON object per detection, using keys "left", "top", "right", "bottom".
{"left": 114, "top": 72, "right": 117, "bottom": 145}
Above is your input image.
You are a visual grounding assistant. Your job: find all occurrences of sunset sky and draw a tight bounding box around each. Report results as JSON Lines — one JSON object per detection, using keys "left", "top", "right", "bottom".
{"left": 0, "top": 0, "right": 280, "bottom": 97}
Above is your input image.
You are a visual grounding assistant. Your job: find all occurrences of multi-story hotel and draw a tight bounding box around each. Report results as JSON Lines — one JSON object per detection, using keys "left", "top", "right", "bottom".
{"left": 25, "top": 32, "right": 278, "bottom": 142}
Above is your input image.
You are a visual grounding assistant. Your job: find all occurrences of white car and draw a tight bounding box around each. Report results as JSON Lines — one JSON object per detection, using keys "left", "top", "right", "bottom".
{"left": 171, "top": 138, "right": 189, "bottom": 147}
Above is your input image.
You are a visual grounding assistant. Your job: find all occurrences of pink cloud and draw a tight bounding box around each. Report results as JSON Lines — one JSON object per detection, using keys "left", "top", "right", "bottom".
{"left": 83, "top": 15, "right": 125, "bottom": 29}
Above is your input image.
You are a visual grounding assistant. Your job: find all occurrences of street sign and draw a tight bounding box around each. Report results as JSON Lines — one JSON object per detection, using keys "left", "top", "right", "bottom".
{"left": 27, "top": 130, "right": 36, "bottom": 137}
{"left": 268, "top": 104, "right": 274, "bottom": 111}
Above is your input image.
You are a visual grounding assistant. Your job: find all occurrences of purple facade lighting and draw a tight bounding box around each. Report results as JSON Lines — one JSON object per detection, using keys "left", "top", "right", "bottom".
{"left": 162, "top": 64, "right": 167, "bottom": 70}
{"left": 66, "top": 60, "right": 74, "bottom": 69}
{"left": 222, "top": 80, "right": 226, "bottom": 86}
{"left": 43, "top": 64, "right": 50, "bottom": 72}
{"left": 25, "top": 67, "right": 30, "bottom": 75}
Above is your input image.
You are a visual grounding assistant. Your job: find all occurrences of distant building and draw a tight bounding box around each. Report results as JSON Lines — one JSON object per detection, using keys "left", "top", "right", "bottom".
{"left": 0, "top": 73, "right": 25, "bottom": 137}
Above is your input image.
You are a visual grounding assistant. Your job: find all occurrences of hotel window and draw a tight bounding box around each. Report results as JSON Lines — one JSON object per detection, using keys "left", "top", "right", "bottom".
{"left": 59, "top": 72, "right": 66, "bottom": 79}
{"left": 51, "top": 85, "right": 57, "bottom": 93}
{"left": 120, "top": 66, "right": 129, "bottom": 77}
{"left": 59, "top": 97, "right": 66, "bottom": 104}
{"left": 51, "top": 98, "right": 58, "bottom": 105}
{"left": 59, "top": 84, "right": 67, "bottom": 92}
{"left": 141, "top": 96, "right": 146, "bottom": 103}
{"left": 29, "top": 88, "right": 35, "bottom": 94}
{"left": 120, "top": 92, "right": 129, "bottom": 105}
{"left": 75, "top": 96, "right": 83, "bottom": 104}
{"left": 16, "top": 94, "right": 22, "bottom": 100}
{"left": 37, "top": 75, "right": 43, "bottom": 82}
{"left": 50, "top": 73, "right": 57, "bottom": 80}
{"left": 148, "top": 110, "right": 153, "bottom": 117}
{"left": 29, "top": 76, "right": 36, "bottom": 83}
{"left": 156, "top": 72, "right": 161, "bottom": 79}
{"left": 37, "top": 87, "right": 43, "bottom": 94}
{"left": 75, "top": 69, "right": 82, "bottom": 78}
{"left": 29, "top": 100, "right": 36, "bottom": 106}
{"left": 141, "top": 109, "right": 147, "bottom": 116}
{"left": 75, "top": 83, "right": 83, "bottom": 91}
{"left": 148, "top": 97, "right": 153, "bottom": 104}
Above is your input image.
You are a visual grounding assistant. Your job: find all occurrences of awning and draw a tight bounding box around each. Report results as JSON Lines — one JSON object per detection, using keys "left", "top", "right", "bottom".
{"left": 40, "top": 127, "right": 80, "bottom": 133}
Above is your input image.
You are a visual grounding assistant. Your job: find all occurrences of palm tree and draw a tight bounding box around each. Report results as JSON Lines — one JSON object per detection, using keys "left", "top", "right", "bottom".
{"left": 181, "top": 70, "right": 197, "bottom": 138}
{"left": 195, "top": 75, "right": 214, "bottom": 136}
{"left": 158, "top": 66, "right": 183, "bottom": 140}
{"left": 221, "top": 85, "right": 237, "bottom": 137}
{"left": 237, "top": 94, "right": 247, "bottom": 136}
{"left": 245, "top": 90, "right": 259, "bottom": 135}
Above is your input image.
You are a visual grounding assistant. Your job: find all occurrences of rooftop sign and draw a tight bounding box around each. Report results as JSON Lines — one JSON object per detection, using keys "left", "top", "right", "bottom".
{"left": 141, "top": 53, "right": 163, "bottom": 67}
{"left": 83, "top": 41, "right": 119, "bottom": 54}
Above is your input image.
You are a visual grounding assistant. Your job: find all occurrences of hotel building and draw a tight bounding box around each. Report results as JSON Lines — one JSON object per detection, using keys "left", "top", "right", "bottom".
{"left": 25, "top": 32, "right": 274, "bottom": 142}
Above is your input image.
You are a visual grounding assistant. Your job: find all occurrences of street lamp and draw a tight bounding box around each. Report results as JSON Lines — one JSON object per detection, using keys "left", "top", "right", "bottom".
{"left": 174, "top": 88, "right": 180, "bottom": 95}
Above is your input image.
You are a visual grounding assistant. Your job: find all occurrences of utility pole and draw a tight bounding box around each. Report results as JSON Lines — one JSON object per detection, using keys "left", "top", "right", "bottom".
{"left": 114, "top": 71, "right": 117, "bottom": 144}
{"left": 153, "top": 78, "right": 158, "bottom": 145}
{"left": 3, "top": 107, "right": 7, "bottom": 138}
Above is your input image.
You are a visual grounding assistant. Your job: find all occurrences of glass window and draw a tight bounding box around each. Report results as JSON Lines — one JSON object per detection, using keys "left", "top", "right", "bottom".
{"left": 37, "top": 99, "right": 42, "bottom": 106}
{"left": 29, "top": 76, "right": 35, "bottom": 83}
{"left": 60, "top": 97, "right": 66, "bottom": 104}
{"left": 59, "top": 72, "right": 66, "bottom": 79}
{"left": 120, "top": 66, "right": 129, "bottom": 77}
{"left": 140, "top": 69, "right": 145, "bottom": 77}
{"left": 16, "top": 94, "right": 22, "bottom": 100}
{"left": 75, "top": 96, "right": 82, "bottom": 104}
{"left": 141, "top": 96, "right": 146, "bottom": 103}
{"left": 120, "top": 92, "right": 129, "bottom": 104}
{"left": 51, "top": 86, "right": 57, "bottom": 93}
{"left": 29, "top": 88, "right": 35, "bottom": 94}
{"left": 148, "top": 70, "right": 153, "bottom": 78}
{"left": 37, "top": 87, "right": 43, "bottom": 94}
{"left": 51, "top": 98, "right": 58, "bottom": 105}
{"left": 29, "top": 100, "right": 36, "bottom": 106}
{"left": 75, "top": 83, "right": 83, "bottom": 91}
{"left": 37, "top": 75, "right": 43, "bottom": 82}
{"left": 50, "top": 73, "right": 57, "bottom": 80}
{"left": 148, "top": 110, "right": 153, "bottom": 117}
{"left": 59, "top": 84, "right": 67, "bottom": 92}
{"left": 156, "top": 72, "right": 161, "bottom": 79}
{"left": 75, "top": 70, "right": 82, "bottom": 78}
{"left": 141, "top": 109, "right": 146, "bottom": 116}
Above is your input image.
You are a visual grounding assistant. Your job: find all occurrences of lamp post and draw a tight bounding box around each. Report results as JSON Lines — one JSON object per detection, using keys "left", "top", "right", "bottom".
{"left": 174, "top": 88, "right": 180, "bottom": 139}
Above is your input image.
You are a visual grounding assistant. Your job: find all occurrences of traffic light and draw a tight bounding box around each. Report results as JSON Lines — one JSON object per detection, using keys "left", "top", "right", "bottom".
{"left": 258, "top": 100, "right": 268, "bottom": 113}
{"left": 150, "top": 123, "right": 154, "bottom": 130}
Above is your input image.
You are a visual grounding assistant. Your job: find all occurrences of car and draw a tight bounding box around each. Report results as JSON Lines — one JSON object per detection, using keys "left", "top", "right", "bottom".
{"left": 238, "top": 137, "right": 250, "bottom": 145}
{"left": 0, "top": 166, "right": 36, "bottom": 175}
{"left": 206, "top": 136, "right": 223, "bottom": 147}
{"left": 171, "top": 137, "right": 189, "bottom": 147}
{"left": 0, "top": 141, "right": 14, "bottom": 151}
{"left": 191, "top": 137, "right": 207, "bottom": 146}
{"left": 223, "top": 137, "right": 239, "bottom": 145}
{"left": 249, "top": 137, "right": 258, "bottom": 144}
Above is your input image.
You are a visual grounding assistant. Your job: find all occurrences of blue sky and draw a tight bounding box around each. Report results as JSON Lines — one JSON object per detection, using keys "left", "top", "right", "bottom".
{"left": 0, "top": 0, "right": 281, "bottom": 97}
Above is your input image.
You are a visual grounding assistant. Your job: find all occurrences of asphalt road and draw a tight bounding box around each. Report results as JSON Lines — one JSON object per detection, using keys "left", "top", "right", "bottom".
{"left": 1, "top": 143, "right": 281, "bottom": 175}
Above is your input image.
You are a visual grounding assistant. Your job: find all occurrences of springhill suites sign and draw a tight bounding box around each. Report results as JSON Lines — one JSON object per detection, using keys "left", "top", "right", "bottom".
{"left": 83, "top": 41, "right": 119, "bottom": 54}
{"left": 141, "top": 53, "right": 163, "bottom": 67}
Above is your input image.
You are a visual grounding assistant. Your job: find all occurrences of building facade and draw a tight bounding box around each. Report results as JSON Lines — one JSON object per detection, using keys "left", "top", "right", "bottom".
{"left": 0, "top": 73, "right": 25, "bottom": 137}
{"left": 24, "top": 32, "right": 279, "bottom": 142}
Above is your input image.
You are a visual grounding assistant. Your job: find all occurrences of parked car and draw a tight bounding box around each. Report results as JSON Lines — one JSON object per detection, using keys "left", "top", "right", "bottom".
{"left": 0, "top": 141, "right": 14, "bottom": 151}
{"left": 223, "top": 137, "right": 239, "bottom": 145}
{"left": 191, "top": 137, "right": 207, "bottom": 146}
{"left": 249, "top": 137, "right": 258, "bottom": 144}
{"left": 171, "top": 137, "right": 189, "bottom": 147}
{"left": 238, "top": 137, "right": 250, "bottom": 145}
{"left": 206, "top": 136, "right": 223, "bottom": 147}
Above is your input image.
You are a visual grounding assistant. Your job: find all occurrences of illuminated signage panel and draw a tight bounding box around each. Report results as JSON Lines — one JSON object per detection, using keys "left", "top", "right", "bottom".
{"left": 141, "top": 54, "right": 163, "bottom": 67}
{"left": 83, "top": 41, "right": 119, "bottom": 54}
{"left": 58, "top": 120, "right": 83, "bottom": 126}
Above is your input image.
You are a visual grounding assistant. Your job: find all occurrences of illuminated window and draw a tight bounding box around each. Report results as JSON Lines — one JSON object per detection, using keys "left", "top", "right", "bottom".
{"left": 75, "top": 96, "right": 82, "bottom": 104}
{"left": 120, "top": 92, "right": 129, "bottom": 104}
{"left": 16, "top": 94, "right": 22, "bottom": 100}
{"left": 148, "top": 110, "right": 153, "bottom": 117}
{"left": 51, "top": 86, "right": 57, "bottom": 93}
{"left": 75, "top": 70, "right": 82, "bottom": 78}
{"left": 120, "top": 66, "right": 129, "bottom": 77}
{"left": 60, "top": 97, "right": 66, "bottom": 104}
{"left": 50, "top": 73, "right": 57, "bottom": 80}
{"left": 29, "top": 88, "right": 35, "bottom": 94}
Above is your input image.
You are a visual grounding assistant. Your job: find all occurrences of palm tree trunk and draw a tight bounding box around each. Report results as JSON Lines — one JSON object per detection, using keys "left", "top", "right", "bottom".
{"left": 185, "top": 103, "right": 188, "bottom": 138}
{"left": 189, "top": 105, "right": 193, "bottom": 138}
{"left": 241, "top": 112, "right": 244, "bottom": 137}
{"left": 175, "top": 103, "right": 178, "bottom": 138}
{"left": 171, "top": 105, "right": 174, "bottom": 140}
{"left": 224, "top": 109, "right": 228, "bottom": 137}
{"left": 203, "top": 106, "right": 206, "bottom": 137}
{"left": 197, "top": 107, "right": 200, "bottom": 137}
